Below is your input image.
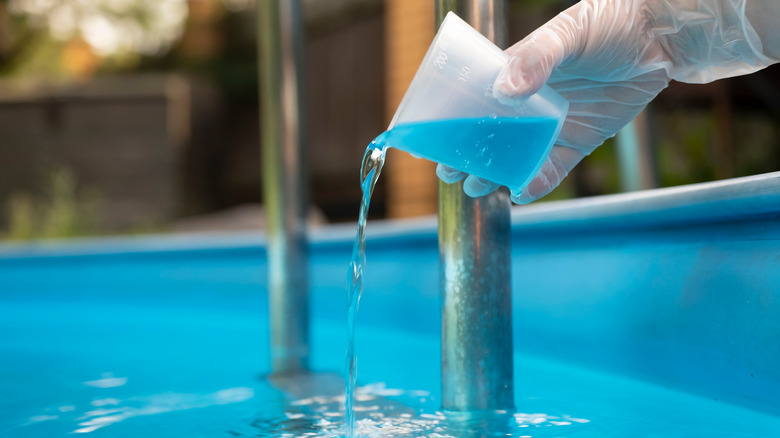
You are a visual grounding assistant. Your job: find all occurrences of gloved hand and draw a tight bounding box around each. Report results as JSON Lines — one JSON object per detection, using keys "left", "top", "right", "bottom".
{"left": 439, "top": 0, "right": 780, "bottom": 204}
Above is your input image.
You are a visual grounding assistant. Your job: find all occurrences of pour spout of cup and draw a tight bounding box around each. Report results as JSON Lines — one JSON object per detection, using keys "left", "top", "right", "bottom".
{"left": 361, "top": 146, "right": 385, "bottom": 186}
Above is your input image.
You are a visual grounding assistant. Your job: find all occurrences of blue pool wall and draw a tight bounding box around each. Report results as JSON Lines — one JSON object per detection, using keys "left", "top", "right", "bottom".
{"left": 1, "top": 172, "right": 778, "bottom": 416}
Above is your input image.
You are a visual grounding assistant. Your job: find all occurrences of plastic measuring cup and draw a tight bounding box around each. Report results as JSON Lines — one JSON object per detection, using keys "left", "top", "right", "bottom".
{"left": 384, "top": 12, "right": 569, "bottom": 192}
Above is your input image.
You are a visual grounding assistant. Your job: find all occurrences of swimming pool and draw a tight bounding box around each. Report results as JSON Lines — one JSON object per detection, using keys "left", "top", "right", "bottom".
{"left": 2, "top": 172, "right": 779, "bottom": 437}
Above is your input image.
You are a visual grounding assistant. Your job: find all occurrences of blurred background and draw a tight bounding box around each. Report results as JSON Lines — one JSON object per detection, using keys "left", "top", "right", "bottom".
{"left": 0, "top": 0, "right": 778, "bottom": 241}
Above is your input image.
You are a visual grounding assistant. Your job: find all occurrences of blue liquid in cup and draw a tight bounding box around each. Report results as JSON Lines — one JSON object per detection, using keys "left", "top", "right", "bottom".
{"left": 375, "top": 116, "right": 559, "bottom": 190}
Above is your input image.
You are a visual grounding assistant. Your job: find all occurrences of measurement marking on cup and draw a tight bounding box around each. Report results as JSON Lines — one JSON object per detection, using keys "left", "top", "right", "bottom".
{"left": 435, "top": 51, "right": 448, "bottom": 69}
{"left": 459, "top": 66, "right": 471, "bottom": 82}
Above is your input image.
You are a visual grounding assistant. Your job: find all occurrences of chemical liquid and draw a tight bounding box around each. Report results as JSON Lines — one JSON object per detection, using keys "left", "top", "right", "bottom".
{"left": 345, "top": 143, "right": 387, "bottom": 437}
{"left": 343, "top": 116, "right": 555, "bottom": 436}
{"left": 376, "top": 116, "right": 559, "bottom": 190}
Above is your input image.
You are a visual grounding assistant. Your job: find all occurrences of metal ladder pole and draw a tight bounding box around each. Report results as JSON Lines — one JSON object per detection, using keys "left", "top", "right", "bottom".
{"left": 436, "top": 0, "right": 514, "bottom": 411}
{"left": 258, "top": 0, "right": 310, "bottom": 375}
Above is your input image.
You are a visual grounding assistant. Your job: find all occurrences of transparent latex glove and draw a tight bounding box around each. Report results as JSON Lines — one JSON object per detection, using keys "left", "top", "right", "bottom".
{"left": 439, "top": 0, "right": 780, "bottom": 203}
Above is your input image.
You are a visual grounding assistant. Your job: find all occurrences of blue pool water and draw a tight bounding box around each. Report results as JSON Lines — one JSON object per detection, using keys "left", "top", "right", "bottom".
{"left": 378, "top": 117, "right": 559, "bottom": 190}
{"left": 2, "top": 172, "right": 779, "bottom": 437}
{"left": 3, "top": 298, "right": 780, "bottom": 437}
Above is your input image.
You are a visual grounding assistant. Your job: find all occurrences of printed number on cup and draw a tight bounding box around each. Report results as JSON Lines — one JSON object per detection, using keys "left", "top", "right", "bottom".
{"left": 458, "top": 66, "right": 471, "bottom": 82}
{"left": 434, "top": 51, "right": 448, "bottom": 70}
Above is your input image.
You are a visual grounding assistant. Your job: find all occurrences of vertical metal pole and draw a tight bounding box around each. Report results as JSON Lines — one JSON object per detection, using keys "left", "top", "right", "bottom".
{"left": 258, "top": 0, "right": 310, "bottom": 375}
{"left": 437, "top": 0, "right": 514, "bottom": 411}
{"left": 616, "top": 111, "right": 657, "bottom": 192}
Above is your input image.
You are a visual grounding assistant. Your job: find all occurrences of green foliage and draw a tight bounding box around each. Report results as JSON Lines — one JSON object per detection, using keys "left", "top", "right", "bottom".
{"left": 656, "top": 110, "right": 717, "bottom": 187}
{"left": 6, "top": 34, "right": 68, "bottom": 78}
{"left": 5, "top": 193, "right": 35, "bottom": 240}
{"left": 732, "top": 111, "right": 780, "bottom": 177}
{"left": 584, "top": 136, "right": 621, "bottom": 193}
{"left": 2, "top": 168, "right": 102, "bottom": 241}
{"left": 0, "top": 0, "right": 189, "bottom": 79}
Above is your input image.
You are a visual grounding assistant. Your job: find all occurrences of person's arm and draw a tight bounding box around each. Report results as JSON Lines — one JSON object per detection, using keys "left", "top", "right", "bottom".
{"left": 439, "top": 0, "right": 780, "bottom": 204}
{"left": 649, "top": 0, "right": 780, "bottom": 83}
{"left": 743, "top": 1, "right": 780, "bottom": 60}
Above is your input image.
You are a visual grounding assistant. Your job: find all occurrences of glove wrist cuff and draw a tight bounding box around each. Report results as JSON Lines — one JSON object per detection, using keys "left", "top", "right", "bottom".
{"left": 648, "top": 0, "right": 776, "bottom": 83}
